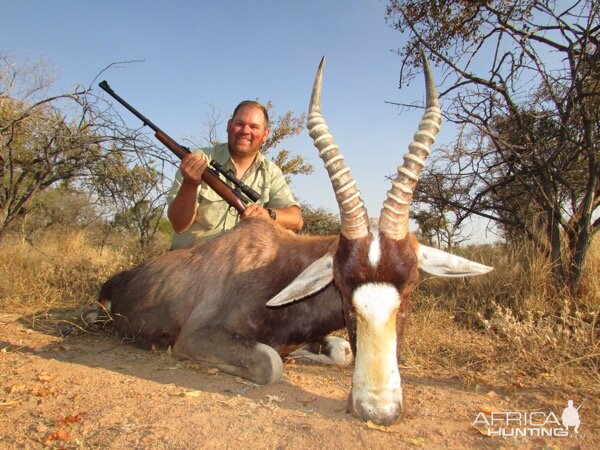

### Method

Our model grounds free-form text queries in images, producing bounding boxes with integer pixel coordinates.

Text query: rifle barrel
[99,81,163,135]
[98,80,247,213]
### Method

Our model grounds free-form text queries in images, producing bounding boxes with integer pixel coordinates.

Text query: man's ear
[261,126,270,144]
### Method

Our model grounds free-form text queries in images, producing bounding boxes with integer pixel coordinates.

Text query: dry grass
[407,236,599,392]
[0,227,139,314]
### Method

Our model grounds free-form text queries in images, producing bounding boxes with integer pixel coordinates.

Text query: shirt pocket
[257,183,269,205]
[196,186,228,230]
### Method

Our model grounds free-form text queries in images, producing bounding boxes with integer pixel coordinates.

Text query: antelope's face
[334,232,419,424]
[267,55,492,426]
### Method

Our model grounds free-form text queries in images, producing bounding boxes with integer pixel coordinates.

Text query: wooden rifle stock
[98,80,248,214]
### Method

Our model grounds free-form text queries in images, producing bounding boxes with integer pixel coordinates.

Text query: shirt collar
[216,142,267,173]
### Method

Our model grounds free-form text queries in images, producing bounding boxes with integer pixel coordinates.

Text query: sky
[2,1,493,242]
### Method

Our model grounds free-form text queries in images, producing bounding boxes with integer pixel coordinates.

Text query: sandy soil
[0,312,597,449]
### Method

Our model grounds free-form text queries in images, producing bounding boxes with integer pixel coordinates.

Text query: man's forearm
[272,206,303,231]
[168,182,200,233]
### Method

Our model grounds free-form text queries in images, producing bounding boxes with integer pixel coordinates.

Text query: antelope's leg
[173,325,283,384]
[289,335,353,367]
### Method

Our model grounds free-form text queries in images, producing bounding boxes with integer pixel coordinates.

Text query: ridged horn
[307,57,369,240]
[379,51,442,240]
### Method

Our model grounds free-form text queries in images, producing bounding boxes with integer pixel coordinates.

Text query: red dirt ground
[1,313,597,449]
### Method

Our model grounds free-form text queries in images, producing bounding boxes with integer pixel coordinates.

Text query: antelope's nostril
[347,392,404,426]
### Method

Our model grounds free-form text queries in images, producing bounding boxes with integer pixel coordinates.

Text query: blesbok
[97,55,492,425]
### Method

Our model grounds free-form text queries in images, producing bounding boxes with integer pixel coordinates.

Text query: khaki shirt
[167,143,299,249]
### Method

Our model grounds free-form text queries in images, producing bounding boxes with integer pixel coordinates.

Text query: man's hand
[180,153,208,186]
[168,153,208,233]
[241,204,271,220]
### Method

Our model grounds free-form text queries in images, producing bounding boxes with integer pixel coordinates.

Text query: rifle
[98,80,258,213]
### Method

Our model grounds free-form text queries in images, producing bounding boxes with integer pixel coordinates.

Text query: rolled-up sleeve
[166,170,184,206]
[265,163,299,209]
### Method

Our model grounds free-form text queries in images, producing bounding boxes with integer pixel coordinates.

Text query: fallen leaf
[480,405,501,414]
[44,428,71,442]
[402,437,426,447]
[234,377,258,387]
[0,400,21,407]
[56,413,84,425]
[266,395,284,403]
[10,383,27,393]
[181,390,202,397]
[366,420,400,433]
[471,426,497,438]
[37,372,55,383]
[31,386,53,397]
[295,396,316,406]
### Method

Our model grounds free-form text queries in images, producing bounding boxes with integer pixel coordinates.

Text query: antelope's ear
[267,254,334,306]
[416,244,493,277]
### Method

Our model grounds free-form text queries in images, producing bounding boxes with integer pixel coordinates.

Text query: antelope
[97,54,492,425]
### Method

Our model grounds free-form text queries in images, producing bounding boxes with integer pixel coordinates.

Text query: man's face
[226,105,270,157]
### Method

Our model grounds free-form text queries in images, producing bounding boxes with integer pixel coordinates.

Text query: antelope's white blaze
[368,235,381,268]
[351,283,403,424]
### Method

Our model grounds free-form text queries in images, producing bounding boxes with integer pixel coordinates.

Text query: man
[167,100,303,249]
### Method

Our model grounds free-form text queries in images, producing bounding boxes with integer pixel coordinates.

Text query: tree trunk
[566,221,592,297]
[546,210,566,289]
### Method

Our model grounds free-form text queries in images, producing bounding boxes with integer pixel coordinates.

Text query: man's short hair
[232,100,270,128]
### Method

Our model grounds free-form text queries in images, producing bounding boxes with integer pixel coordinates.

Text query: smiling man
[167,100,303,249]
